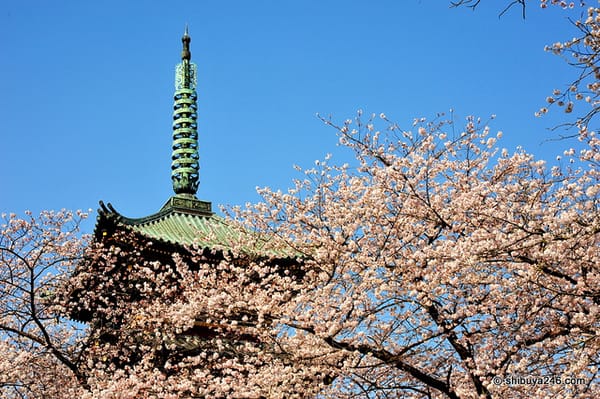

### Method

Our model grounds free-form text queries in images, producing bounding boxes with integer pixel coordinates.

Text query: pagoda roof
[95,195,237,250]
[127,212,231,248]
[95,195,293,258]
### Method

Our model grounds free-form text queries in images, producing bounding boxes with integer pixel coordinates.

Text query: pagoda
[67,28,281,333]
[63,30,327,395]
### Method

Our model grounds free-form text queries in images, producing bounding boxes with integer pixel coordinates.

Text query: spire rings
[171,85,199,194]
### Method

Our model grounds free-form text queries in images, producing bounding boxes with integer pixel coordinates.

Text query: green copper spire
[171,26,199,195]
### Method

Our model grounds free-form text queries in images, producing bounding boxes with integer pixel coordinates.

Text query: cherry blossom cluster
[536,1,600,136]
[539,0,583,9]
[0,210,91,398]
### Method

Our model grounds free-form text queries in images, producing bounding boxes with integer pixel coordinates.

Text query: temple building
[67,28,280,352]
[63,30,328,397]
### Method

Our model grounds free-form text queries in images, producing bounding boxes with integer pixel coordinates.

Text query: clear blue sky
[0,1,582,233]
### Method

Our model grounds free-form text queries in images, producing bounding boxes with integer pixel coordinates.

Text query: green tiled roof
[97,195,236,249]
[96,195,294,258]
[129,210,237,248]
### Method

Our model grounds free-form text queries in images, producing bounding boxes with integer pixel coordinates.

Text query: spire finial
[171,28,199,195]
[181,25,191,61]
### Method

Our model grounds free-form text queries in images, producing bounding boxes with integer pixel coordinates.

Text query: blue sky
[0,1,583,233]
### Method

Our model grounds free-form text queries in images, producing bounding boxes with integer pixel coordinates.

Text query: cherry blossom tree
[227,112,599,398]
[0,210,90,398]
[9,112,597,398]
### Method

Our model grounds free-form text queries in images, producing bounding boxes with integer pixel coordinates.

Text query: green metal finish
[131,213,234,248]
[96,199,293,257]
[172,28,199,195]
[159,194,212,215]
